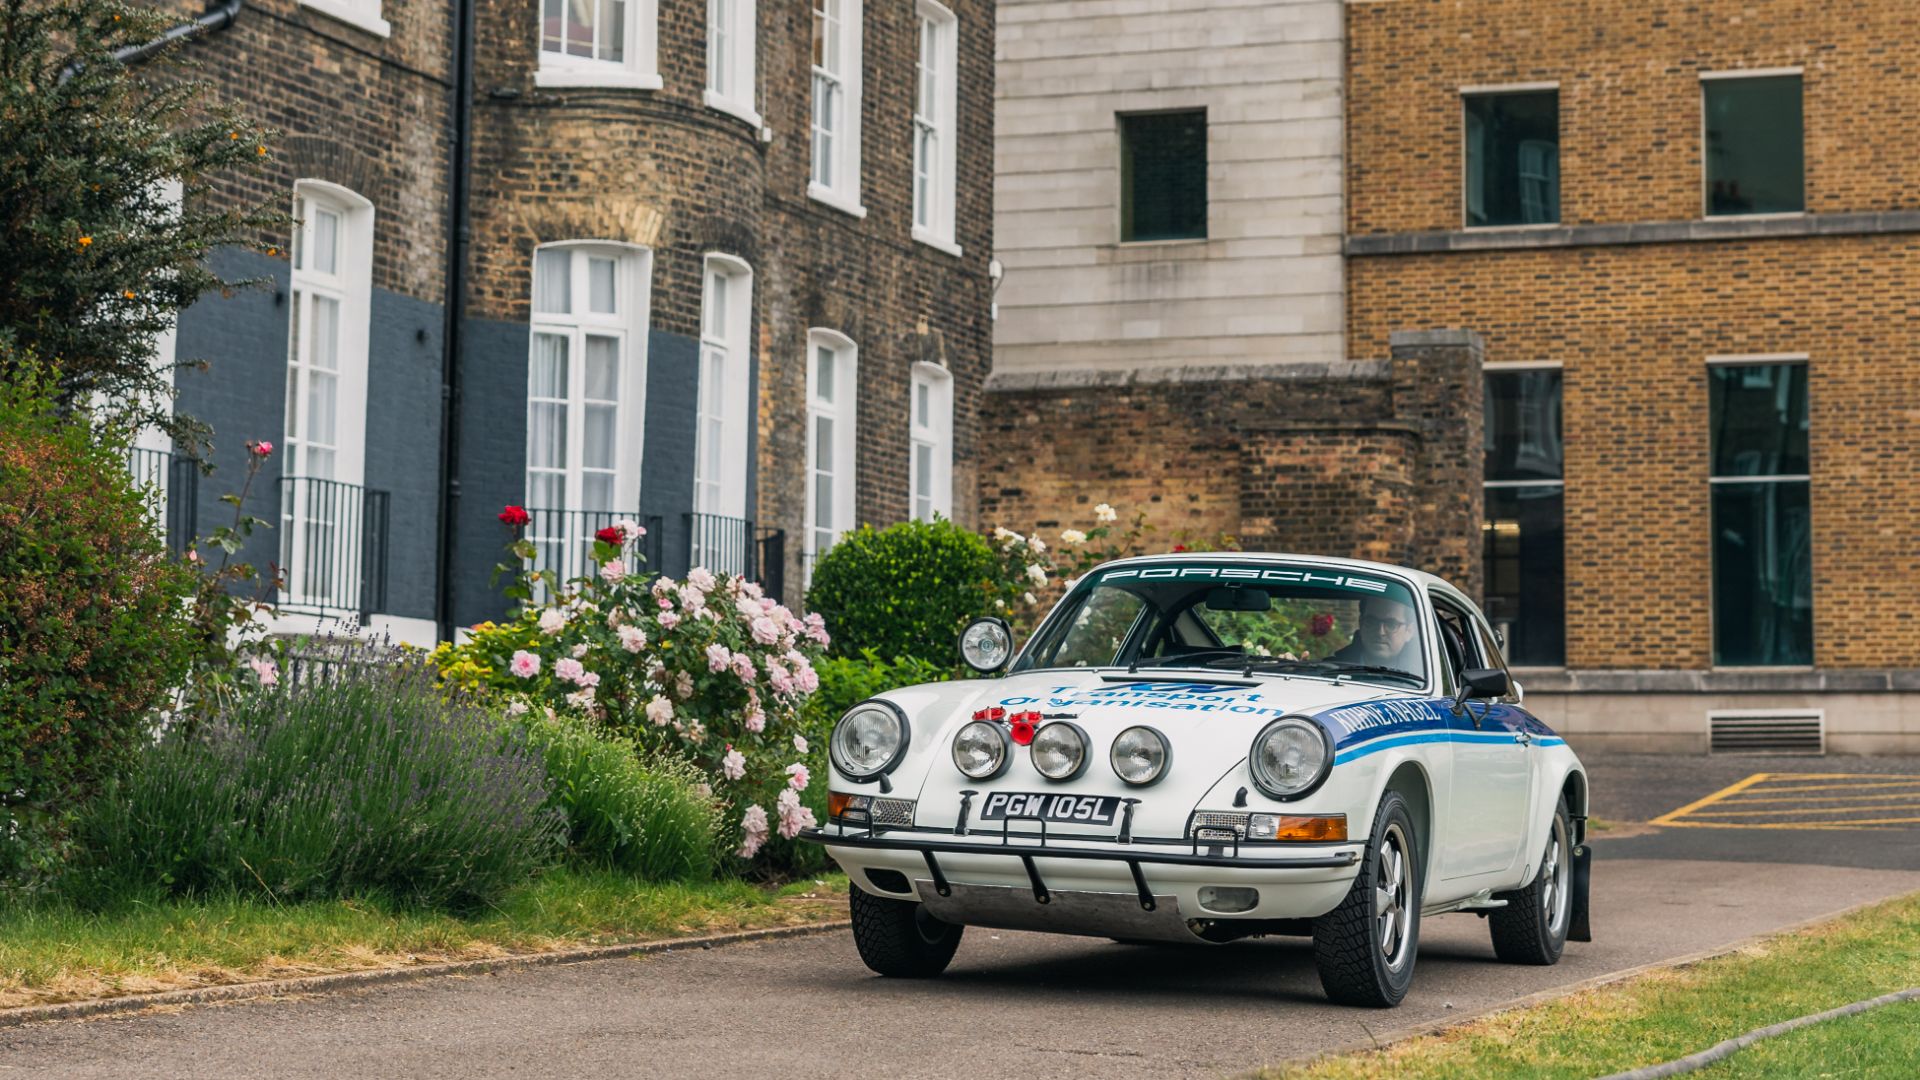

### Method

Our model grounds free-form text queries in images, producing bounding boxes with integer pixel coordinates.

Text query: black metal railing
[686,512,758,578]
[125,447,198,552]
[522,508,663,591]
[757,526,786,604]
[276,477,390,618]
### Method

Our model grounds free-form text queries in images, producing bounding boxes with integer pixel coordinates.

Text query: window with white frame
[705,0,759,125]
[298,0,390,38]
[909,363,952,521]
[693,255,754,572]
[526,243,652,582]
[283,182,374,610]
[804,330,858,578]
[912,2,958,251]
[809,0,864,215]
[538,0,660,89]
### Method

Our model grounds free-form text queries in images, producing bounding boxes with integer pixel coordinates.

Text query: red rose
[595,525,624,546]
[1310,613,1336,637]
[1170,543,1189,553]
[498,505,531,528]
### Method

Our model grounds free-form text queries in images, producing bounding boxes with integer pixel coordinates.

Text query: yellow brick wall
[1347,0,1920,234]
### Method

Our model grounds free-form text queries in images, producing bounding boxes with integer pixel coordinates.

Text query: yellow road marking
[1722,778,1920,795]
[1747,773,1900,779]
[1712,790,1920,806]
[1649,773,1770,826]
[1660,818,1918,831]
[1682,804,1920,818]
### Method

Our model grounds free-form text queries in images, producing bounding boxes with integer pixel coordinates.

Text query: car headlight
[1031,722,1090,781]
[951,720,1010,780]
[1110,726,1170,786]
[830,700,910,782]
[1249,717,1333,800]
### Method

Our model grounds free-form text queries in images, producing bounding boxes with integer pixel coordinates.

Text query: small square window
[1704,75,1804,216]
[1463,91,1559,227]
[1119,110,1207,243]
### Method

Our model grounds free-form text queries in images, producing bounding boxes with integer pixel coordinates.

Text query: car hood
[877,668,1412,838]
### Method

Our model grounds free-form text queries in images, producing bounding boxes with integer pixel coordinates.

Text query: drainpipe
[434,0,477,644]
[57,0,245,84]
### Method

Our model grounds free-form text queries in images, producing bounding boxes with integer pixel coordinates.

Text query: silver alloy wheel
[1542,814,1571,936]
[1374,822,1414,970]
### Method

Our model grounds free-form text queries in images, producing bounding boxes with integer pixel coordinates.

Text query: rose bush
[434,517,829,865]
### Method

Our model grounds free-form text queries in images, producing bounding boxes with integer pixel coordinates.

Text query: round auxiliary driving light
[952,720,1011,780]
[959,617,1014,673]
[1249,717,1333,800]
[830,700,910,782]
[1031,722,1090,781]
[1110,726,1171,787]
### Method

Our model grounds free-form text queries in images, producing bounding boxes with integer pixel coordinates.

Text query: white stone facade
[992,0,1346,377]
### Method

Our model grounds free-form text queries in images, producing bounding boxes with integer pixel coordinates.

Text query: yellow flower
[229,131,239,140]
[78,236,92,248]
[123,290,136,299]
[257,146,267,156]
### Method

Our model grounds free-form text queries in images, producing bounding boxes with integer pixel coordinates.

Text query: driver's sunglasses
[1359,614,1410,633]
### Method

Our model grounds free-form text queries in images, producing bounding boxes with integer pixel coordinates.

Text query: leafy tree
[0,0,281,446]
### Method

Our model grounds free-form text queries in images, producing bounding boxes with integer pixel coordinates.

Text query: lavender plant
[66,650,564,910]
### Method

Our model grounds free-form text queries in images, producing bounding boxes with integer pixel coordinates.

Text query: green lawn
[0,869,847,1011]
[1264,890,1920,1080]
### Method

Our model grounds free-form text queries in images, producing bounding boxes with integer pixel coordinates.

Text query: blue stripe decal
[1334,731,1566,765]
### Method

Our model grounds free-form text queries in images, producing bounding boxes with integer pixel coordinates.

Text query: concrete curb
[1245,888,1920,1077]
[0,919,852,1030]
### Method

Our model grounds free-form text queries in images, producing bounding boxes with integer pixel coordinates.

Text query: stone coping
[1346,211,1920,256]
[1515,668,1920,694]
[984,360,1390,393]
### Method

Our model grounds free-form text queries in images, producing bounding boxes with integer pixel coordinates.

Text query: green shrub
[0,374,195,886]
[763,652,952,875]
[804,519,1001,667]
[519,712,719,882]
[64,656,564,910]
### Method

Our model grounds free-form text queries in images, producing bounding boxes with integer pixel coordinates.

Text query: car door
[1435,596,1532,881]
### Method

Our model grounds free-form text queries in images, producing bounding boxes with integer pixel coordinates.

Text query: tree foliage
[0,0,281,445]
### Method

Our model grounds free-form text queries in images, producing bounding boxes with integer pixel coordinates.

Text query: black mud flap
[1568,844,1593,942]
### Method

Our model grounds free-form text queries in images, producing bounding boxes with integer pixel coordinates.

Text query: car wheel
[848,882,963,978]
[1311,791,1421,1007]
[1489,796,1572,965]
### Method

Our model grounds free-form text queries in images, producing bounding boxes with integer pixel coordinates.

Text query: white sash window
[912,2,959,252]
[809,0,864,216]
[909,363,952,521]
[705,0,760,126]
[538,0,660,89]
[804,330,858,579]
[693,255,754,571]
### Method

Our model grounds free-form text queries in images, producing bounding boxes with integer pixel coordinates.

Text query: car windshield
[1012,562,1430,689]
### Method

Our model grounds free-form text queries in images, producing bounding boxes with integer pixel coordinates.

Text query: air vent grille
[1709,712,1825,755]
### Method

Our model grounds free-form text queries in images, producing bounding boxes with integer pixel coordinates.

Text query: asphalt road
[10,754,1920,1079]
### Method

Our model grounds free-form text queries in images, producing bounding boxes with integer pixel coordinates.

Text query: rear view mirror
[1203,586,1271,612]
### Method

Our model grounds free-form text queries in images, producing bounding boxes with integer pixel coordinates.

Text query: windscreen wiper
[1299,661,1426,686]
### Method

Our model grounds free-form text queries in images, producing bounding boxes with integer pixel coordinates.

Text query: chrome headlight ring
[951,720,1012,780]
[830,699,911,783]
[1109,725,1172,787]
[1248,716,1335,801]
[1031,721,1091,782]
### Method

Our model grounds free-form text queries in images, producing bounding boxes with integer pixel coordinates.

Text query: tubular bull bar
[799,802,1360,914]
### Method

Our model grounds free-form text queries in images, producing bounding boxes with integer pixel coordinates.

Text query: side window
[1470,616,1520,703]
[1430,596,1473,691]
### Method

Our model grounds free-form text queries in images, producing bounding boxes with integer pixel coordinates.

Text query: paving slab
[7,856,1919,1080]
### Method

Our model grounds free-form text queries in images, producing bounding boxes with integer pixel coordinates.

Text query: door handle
[1514,731,1534,746]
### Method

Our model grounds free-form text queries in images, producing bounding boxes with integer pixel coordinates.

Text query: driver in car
[1330,595,1422,675]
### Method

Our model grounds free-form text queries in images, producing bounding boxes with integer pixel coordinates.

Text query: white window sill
[808,183,868,220]
[298,0,390,38]
[536,66,664,91]
[911,226,963,257]
[703,90,765,131]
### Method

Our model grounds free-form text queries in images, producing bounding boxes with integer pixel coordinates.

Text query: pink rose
[745,709,766,733]
[554,657,585,685]
[721,746,747,781]
[618,625,647,653]
[803,612,830,646]
[707,643,733,673]
[645,695,673,726]
[792,733,809,753]
[600,559,626,584]
[785,762,810,792]
[509,650,541,678]
[737,804,770,858]
[795,664,819,694]
[775,788,816,839]
[687,567,716,592]
[766,661,795,696]
[751,616,779,645]
[659,611,680,630]
[247,655,278,687]
[730,653,756,682]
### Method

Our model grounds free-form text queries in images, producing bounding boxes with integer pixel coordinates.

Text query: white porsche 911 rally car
[800,553,1591,1007]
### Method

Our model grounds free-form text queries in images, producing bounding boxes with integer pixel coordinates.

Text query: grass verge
[1262,890,1920,1080]
[0,869,848,1011]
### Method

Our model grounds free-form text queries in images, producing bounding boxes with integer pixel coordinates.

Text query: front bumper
[799,818,1364,928]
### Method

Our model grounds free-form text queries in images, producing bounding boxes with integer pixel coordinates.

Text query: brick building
[1346,0,1920,751]
[152,0,994,642]
[987,0,1918,750]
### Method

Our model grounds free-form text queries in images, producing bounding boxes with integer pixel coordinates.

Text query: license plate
[978,792,1121,826]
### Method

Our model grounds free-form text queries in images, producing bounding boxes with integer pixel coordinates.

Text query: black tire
[1312,791,1422,1007]
[848,882,963,978]
[1489,796,1572,965]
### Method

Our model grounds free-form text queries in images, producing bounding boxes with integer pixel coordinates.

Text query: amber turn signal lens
[827,791,853,819]
[1259,814,1351,841]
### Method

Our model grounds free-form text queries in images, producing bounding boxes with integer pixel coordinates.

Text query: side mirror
[959,617,1014,674]
[1462,667,1512,700]
[1511,678,1525,706]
